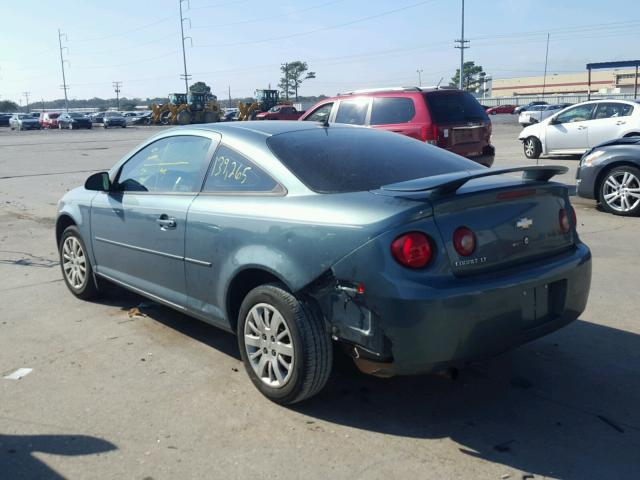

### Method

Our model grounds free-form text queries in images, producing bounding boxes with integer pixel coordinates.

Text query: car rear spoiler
[380,166,568,196]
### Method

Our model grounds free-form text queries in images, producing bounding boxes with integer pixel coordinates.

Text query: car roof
[187,120,344,137]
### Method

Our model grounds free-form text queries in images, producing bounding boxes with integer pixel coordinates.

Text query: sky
[1,0,639,104]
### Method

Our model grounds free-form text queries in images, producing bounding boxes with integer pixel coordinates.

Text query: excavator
[151,91,220,125]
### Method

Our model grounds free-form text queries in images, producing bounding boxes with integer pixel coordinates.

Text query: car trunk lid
[379,166,576,276]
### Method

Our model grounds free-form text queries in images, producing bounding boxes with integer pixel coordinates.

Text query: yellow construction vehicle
[151,92,220,125]
[237,89,283,120]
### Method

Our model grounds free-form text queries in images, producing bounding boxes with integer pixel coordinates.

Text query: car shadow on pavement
[95,284,241,360]
[0,434,116,480]
[295,320,640,480]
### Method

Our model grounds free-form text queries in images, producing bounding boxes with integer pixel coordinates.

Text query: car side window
[304,103,333,122]
[203,145,279,193]
[335,99,369,125]
[594,103,634,119]
[116,135,212,193]
[370,97,416,125]
[555,104,595,124]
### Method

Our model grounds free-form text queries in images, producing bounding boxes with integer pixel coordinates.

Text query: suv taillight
[559,208,572,233]
[453,227,476,256]
[391,232,433,268]
[421,125,439,145]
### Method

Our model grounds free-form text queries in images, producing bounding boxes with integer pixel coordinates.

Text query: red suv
[39,112,61,129]
[299,87,494,166]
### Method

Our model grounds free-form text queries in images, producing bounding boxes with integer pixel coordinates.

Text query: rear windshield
[48,113,60,118]
[267,127,480,194]
[424,91,488,123]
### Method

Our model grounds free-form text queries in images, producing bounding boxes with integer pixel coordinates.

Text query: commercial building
[492,68,640,97]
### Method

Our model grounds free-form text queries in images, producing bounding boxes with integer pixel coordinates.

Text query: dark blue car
[56,122,592,404]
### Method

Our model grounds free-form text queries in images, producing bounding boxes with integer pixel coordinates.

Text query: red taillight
[391,232,433,268]
[421,124,439,144]
[559,208,571,233]
[453,227,476,256]
[570,206,577,227]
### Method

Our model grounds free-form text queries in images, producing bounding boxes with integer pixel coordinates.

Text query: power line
[194,0,439,48]
[190,0,249,10]
[192,0,345,29]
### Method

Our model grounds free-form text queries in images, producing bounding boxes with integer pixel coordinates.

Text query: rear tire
[523,136,542,159]
[237,284,332,404]
[59,226,100,300]
[598,165,640,216]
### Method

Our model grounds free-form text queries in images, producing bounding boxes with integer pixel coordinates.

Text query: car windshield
[267,127,481,194]
[48,113,60,118]
[424,91,488,123]
[268,107,281,112]
[18,114,31,119]
[105,112,121,117]
[69,113,83,118]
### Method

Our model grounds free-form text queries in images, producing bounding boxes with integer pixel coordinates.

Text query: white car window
[555,104,595,124]
[593,103,634,119]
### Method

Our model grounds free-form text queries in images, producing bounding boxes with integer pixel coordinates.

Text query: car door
[184,144,284,328]
[587,102,634,147]
[545,104,596,153]
[90,133,219,307]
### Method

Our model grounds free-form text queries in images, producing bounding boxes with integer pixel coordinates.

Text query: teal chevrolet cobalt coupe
[56,121,591,404]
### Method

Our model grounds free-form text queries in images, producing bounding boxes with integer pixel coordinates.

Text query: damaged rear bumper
[319,242,591,376]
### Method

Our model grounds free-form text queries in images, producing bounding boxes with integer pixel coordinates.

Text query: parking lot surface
[1,119,639,479]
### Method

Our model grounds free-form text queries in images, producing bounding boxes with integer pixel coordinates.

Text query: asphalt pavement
[1,119,639,480]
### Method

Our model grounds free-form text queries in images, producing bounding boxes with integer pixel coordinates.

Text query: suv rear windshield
[424,91,488,123]
[267,127,480,194]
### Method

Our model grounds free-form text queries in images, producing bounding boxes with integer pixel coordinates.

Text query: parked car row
[518,103,573,126]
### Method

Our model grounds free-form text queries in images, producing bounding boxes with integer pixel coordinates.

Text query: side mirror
[549,116,559,125]
[85,172,111,191]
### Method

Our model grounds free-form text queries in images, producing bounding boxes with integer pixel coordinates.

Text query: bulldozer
[151,92,220,125]
[237,89,283,120]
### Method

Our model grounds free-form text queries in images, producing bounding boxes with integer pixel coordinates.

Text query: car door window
[370,97,416,125]
[593,103,634,119]
[555,104,595,124]
[203,145,279,193]
[116,135,212,193]
[335,99,369,125]
[304,103,333,122]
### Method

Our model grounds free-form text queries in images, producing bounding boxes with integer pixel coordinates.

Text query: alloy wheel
[244,303,295,388]
[524,139,535,157]
[62,236,87,289]
[603,170,640,212]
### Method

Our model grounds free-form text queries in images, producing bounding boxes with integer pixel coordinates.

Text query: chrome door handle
[157,215,176,229]
[616,121,626,125]
[577,126,587,130]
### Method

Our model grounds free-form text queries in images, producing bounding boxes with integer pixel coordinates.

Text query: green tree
[189,81,212,94]
[279,61,316,101]
[450,61,488,93]
[0,100,19,111]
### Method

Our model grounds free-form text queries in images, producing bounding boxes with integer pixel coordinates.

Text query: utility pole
[42,98,45,112]
[454,0,469,90]
[541,33,550,98]
[416,69,423,87]
[179,0,192,95]
[112,81,122,110]
[22,92,30,112]
[58,29,70,112]
[228,85,232,108]
[281,63,289,101]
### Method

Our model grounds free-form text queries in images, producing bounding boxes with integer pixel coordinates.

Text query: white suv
[519,100,640,159]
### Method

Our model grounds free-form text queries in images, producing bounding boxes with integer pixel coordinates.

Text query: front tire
[599,166,640,216]
[523,136,542,159]
[237,284,332,404]
[59,226,100,300]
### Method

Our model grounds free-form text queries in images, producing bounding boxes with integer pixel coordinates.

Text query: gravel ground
[0,120,639,480]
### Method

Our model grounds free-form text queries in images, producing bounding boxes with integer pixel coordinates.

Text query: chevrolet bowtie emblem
[516,217,533,230]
